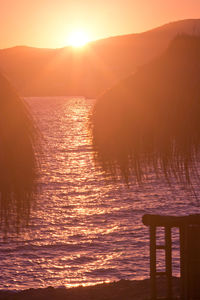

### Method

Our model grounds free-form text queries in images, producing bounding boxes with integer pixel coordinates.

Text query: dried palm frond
[0,74,39,234]
[91,35,200,186]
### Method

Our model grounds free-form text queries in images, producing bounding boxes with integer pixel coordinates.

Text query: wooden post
[179,225,188,300]
[150,225,157,300]
[165,226,172,300]
[188,225,200,300]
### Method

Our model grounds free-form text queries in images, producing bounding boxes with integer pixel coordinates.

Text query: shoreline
[0,277,180,300]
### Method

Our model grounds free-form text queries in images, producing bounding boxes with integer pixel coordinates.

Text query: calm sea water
[0,96,200,290]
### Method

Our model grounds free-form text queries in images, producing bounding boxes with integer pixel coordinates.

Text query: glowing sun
[68,30,90,47]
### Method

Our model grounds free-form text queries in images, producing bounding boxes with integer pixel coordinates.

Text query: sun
[68,30,90,48]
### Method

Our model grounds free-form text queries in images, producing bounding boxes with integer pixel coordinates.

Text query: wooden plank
[156,245,166,250]
[155,271,166,276]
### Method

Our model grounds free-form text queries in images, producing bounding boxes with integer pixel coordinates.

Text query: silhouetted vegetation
[92,35,200,185]
[0,73,39,234]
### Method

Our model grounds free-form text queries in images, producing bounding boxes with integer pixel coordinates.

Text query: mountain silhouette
[0,19,200,97]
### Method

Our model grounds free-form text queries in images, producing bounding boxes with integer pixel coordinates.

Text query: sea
[0,96,200,290]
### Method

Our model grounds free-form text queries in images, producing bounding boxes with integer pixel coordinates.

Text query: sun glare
[68,30,90,48]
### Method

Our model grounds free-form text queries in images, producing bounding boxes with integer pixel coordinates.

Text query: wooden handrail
[142,214,200,227]
[143,213,200,300]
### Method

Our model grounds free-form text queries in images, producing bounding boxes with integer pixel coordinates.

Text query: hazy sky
[1,0,200,48]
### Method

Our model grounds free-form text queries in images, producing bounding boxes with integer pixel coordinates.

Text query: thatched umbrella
[0,73,38,234]
[92,35,200,186]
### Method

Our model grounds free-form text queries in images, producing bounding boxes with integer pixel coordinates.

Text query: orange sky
[1,0,200,49]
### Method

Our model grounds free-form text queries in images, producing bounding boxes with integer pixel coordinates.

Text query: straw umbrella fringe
[0,73,39,234]
[91,35,200,185]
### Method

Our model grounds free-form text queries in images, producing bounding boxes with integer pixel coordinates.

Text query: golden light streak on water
[0,97,199,290]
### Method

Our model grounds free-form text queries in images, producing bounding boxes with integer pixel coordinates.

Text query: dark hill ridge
[0,19,200,97]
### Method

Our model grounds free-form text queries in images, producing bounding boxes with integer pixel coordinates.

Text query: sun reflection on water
[0,96,199,290]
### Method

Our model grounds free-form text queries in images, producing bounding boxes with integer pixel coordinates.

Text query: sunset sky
[1,0,200,49]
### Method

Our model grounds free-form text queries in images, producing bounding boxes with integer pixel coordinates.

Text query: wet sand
[0,277,180,300]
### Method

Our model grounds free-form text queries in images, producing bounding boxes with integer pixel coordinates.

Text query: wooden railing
[142,214,200,300]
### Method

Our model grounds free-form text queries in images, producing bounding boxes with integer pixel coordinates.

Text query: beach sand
[0,277,180,300]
